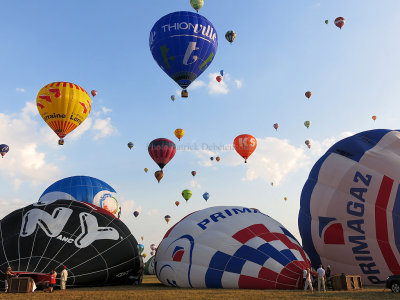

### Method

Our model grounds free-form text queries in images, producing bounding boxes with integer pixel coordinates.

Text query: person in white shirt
[60,266,68,292]
[304,268,313,293]
[302,269,307,289]
[317,264,326,292]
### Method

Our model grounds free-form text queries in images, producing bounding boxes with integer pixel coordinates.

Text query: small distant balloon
[270,182,274,186]
[334,17,345,29]
[155,170,164,183]
[325,20,329,24]
[128,142,134,149]
[138,244,144,253]
[284,197,288,201]
[174,129,185,141]
[203,192,210,201]
[150,251,155,256]
[142,253,147,258]
[273,123,279,131]
[164,215,171,223]
[190,0,204,12]
[0,144,9,158]
[133,211,139,218]
[182,189,192,202]
[304,121,311,129]
[305,91,312,99]
[171,95,176,101]
[216,76,222,83]
[141,236,144,241]
[372,115,377,121]
[225,30,237,44]
[91,90,97,97]
[191,171,197,177]
[144,168,148,173]
[216,156,220,162]
[220,70,224,76]
[210,157,214,161]
[233,134,257,163]
[150,244,156,250]
[175,201,180,207]
[305,140,310,146]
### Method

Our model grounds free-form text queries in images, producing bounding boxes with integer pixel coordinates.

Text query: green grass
[0,276,396,300]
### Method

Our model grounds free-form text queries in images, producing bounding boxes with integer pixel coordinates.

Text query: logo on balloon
[318,217,345,245]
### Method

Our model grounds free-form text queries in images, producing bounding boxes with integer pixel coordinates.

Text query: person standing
[326,265,332,289]
[60,266,68,292]
[5,267,15,293]
[49,270,57,293]
[304,268,313,293]
[317,264,326,292]
[302,268,307,289]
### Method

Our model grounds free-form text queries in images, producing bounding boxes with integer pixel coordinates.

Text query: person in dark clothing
[326,265,332,289]
[5,267,15,293]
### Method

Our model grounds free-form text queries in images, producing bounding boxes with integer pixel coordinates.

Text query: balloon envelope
[39,176,121,218]
[299,129,400,285]
[175,129,185,141]
[305,91,312,99]
[182,189,193,201]
[144,256,156,275]
[155,206,310,288]
[171,95,176,101]
[91,90,97,97]
[148,138,176,169]
[155,170,164,183]
[216,76,222,82]
[0,200,142,288]
[165,215,171,223]
[190,0,204,12]
[225,30,236,43]
[216,156,220,162]
[233,134,257,163]
[304,121,311,128]
[334,17,345,29]
[149,11,218,90]
[273,123,279,130]
[191,171,197,177]
[128,142,134,149]
[0,144,9,157]
[175,201,180,206]
[202,192,210,201]
[134,211,139,218]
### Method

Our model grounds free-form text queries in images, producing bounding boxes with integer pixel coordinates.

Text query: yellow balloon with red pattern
[36,82,92,143]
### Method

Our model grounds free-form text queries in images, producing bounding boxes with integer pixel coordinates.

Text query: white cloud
[101,106,112,114]
[208,72,229,95]
[146,208,160,217]
[16,88,25,93]
[92,117,118,140]
[234,80,243,88]
[69,117,93,140]
[0,102,61,188]
[188,80,206,90]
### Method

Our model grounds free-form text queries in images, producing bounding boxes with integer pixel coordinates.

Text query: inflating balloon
[273,123,279,131]
[144,256,156,275]
[144,168,149,173]
[155,206,310,288]
[155,170,164,183]
[225,30,236,44]
[190,0,204,12]
[372,115,377,121]
[304,121,311,129]
[171,95,176,101]
[91,90,97,97]
[216,76,222,82]
[175,201,180,207]
[175,129,185,141]
[0,144,9,158]
[164,215,171,223]
[233,134,257,163]
[0,200,143,288]
[150,11,218,97]
[216,156,220,162]
[134,211,139,218]
[182,189,193,202]
[39,176,121,218]
[305,91,312,99]
[191,171,197,177]
[148,138,176,170]
[36,82,92,145]
[299,129,400,285]
[128,142,134,149]
[202,192,210,201]
[334,17,345,29]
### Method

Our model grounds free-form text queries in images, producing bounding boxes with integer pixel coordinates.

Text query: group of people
[4,266,68,293]
[303,265,331,293]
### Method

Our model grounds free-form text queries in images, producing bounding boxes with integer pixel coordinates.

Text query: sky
[1,0,400,257]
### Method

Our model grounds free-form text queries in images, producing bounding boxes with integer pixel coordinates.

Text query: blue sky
[1,0,400,256]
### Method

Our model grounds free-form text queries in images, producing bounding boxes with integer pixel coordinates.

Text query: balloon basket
[181,90,188,98]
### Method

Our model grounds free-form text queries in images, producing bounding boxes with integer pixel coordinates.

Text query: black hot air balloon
[0,200,143,289]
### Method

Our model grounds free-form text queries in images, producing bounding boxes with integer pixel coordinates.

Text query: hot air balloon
[155,206,311,288]
[175,201,180,207]
[325,20,329,24]
[164,215,171,223]
[143,253,147,258]
[144,255,156,275]
[150,251,155,256]
[0,200,143,288]
[220,70,224,76]
[305,91,312,99]
[134,211,139,218]
[216,156,220,162]
[155,170,164,183]
[190,0,204,12]
[273,123,279,131]
[304,121,311,129]
[171,95,176,101]
[138,244,144,254]
[128,142,134,149]
[0,144,9,158]
[202,192,210,201]
[334,17,345,29]
[182,189,192,202]
[150,244,157,250]
[141,236,144,241]
[210,157,214,161]
[225,30,236,44]
[284,197,288,201]
[148,138,176,170]
[174,129,185,141]
[39,176,121,218]
[216,76,222,82]
[270,182,274,186]
[144,168,149,173]
[91,90,97,97]
[233,134,257,163]
[191,171,197,177]
[298,129,400,286]
[36,82,92,145]
[150,11,218,98]
[372,115,377,121]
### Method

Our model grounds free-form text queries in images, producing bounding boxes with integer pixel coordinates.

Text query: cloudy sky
[1,0,400,255]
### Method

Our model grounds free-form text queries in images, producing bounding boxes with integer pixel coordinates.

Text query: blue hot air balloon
[149,11,218,96]
[220,70,224,76]
[0,144,9,158]
[138,244,145,254]
[39,176,121,218]
[202,192,210,201]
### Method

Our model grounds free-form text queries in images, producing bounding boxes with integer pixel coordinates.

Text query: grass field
[0,276,396,300]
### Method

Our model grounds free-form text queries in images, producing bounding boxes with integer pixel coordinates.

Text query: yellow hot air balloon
[36,82,92,144]
[174,128,185,141]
